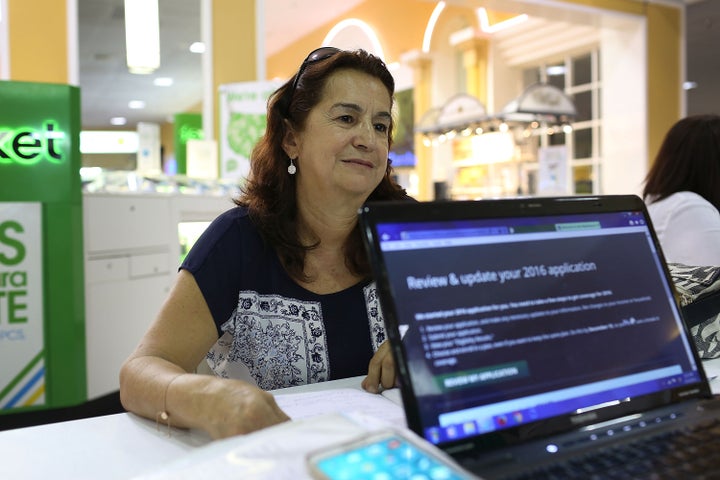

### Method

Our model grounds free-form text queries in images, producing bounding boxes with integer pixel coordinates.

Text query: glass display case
[79,168,241,198]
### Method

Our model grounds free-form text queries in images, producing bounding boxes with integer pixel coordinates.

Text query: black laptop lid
[359,195,711,452]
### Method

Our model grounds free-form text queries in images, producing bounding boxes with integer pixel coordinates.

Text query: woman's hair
[643,114,720,212]
[238,48,408,281]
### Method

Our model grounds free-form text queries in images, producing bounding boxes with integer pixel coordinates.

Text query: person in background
[119,48,411,439]
[643,114,720,266]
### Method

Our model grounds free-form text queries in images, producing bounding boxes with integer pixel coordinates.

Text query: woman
[643,114,720,266]
[119,48,410,439]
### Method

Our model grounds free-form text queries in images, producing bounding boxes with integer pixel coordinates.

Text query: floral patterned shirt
[180,206,386,390]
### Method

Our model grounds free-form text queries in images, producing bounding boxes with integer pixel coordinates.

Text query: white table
[0,376,369,480]
[2,361,720,480]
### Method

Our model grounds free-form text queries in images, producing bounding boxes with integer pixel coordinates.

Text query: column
[206,0,258,142]
[451,32,489,104]
[401,50,433,201]
[5,0,73,83]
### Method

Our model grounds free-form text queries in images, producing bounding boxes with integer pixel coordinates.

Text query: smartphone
[306,429,477,480]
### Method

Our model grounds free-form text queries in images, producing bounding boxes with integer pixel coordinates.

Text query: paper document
[703,357,720,394]
[381,387,402,405]
[274,387,406,426]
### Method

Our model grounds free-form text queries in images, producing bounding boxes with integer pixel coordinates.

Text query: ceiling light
[110,117,127,126]
[128,100,146,109]
[153,77,174,87]
[189,42,205,54]
[124,0,160,74]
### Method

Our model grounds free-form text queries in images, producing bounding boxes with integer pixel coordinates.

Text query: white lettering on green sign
[0,220,25,265]
[179,124,203,143]
[0,220,28,324]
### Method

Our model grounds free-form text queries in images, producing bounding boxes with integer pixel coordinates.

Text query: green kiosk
[0,81,86,414]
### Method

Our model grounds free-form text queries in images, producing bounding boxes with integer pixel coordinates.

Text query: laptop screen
[361,197,704,447]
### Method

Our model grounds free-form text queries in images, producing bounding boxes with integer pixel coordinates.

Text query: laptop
[358,195,720,479]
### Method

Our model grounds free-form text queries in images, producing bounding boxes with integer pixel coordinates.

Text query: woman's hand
[361,340,396,393]
[121,356,290,440]
[191,377,292,439]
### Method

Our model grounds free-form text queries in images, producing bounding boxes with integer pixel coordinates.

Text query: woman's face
[285,68,392,204]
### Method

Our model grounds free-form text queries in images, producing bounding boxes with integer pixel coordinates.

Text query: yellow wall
[267,0,436,79]
[559,0,645,14]
[7,0,68,83]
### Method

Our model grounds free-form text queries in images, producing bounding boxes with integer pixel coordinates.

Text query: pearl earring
[288,158,297,175]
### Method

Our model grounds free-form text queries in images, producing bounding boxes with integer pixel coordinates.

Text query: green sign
[0,81,85,413]
[173,112,203,175]
[219,81,281,181]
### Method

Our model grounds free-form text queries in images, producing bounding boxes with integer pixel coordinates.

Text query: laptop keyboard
[501,417,720,480]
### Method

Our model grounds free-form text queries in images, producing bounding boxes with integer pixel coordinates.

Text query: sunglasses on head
[287,46,342,107]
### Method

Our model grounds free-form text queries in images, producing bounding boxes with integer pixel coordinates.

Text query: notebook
[358,195,720,479]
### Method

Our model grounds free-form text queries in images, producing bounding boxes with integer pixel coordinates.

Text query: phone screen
[310,433,473,480]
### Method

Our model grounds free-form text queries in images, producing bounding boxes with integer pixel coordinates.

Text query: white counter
[0,376,383,480]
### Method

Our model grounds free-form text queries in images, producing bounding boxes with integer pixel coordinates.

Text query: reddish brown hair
[238,49,408,281]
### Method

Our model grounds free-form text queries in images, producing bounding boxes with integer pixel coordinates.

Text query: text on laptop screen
[374,210,701,445]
